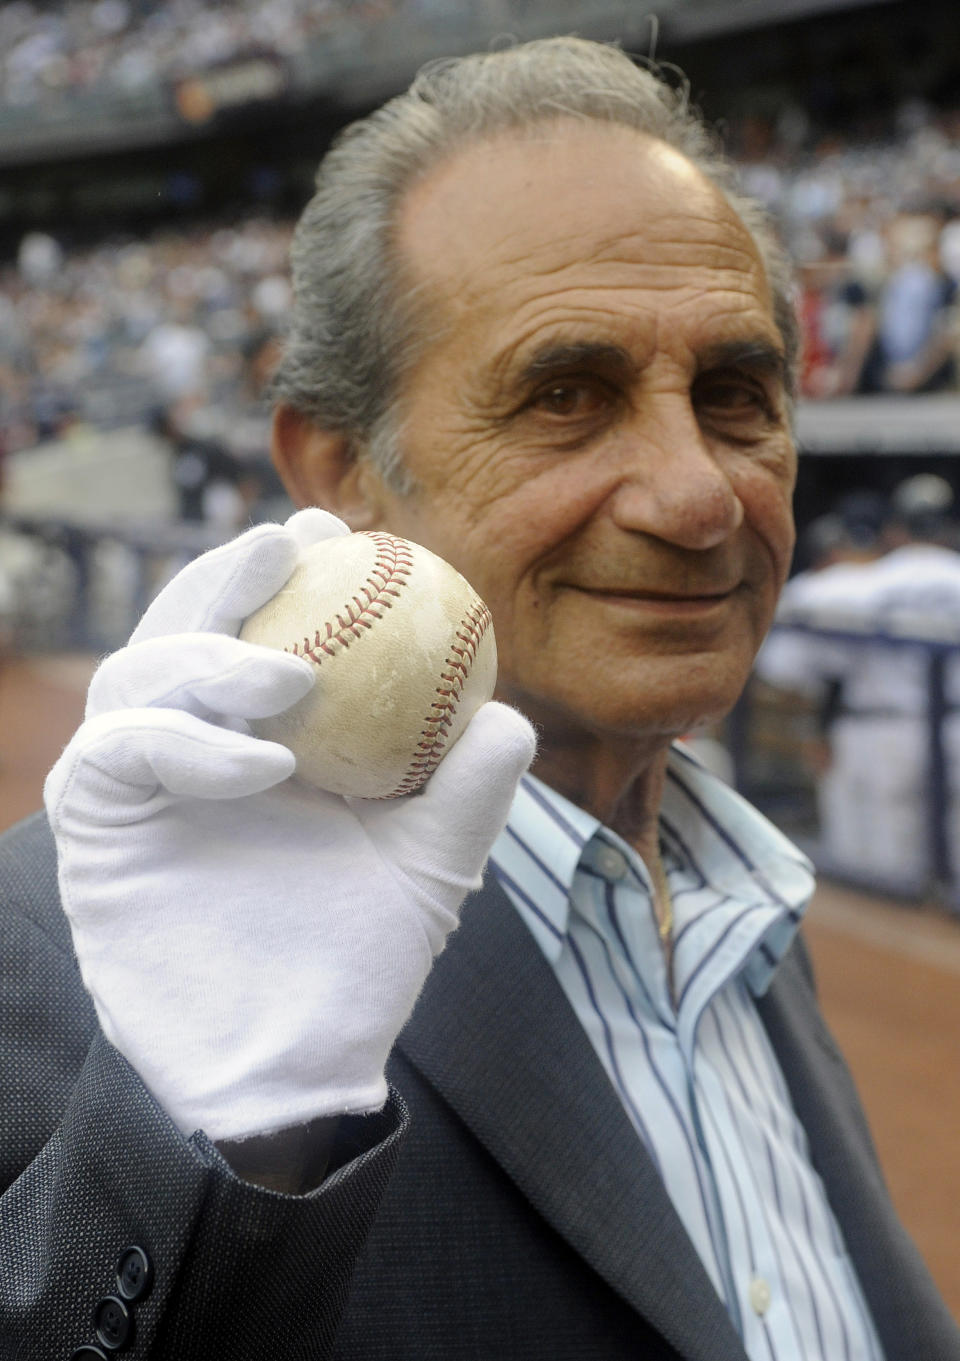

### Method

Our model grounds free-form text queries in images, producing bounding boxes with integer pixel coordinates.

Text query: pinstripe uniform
[759,544,960,889]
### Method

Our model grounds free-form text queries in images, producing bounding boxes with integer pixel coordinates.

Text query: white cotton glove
[44,509,535,1141]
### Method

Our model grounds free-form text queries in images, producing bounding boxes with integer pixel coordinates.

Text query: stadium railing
[0,511,228,652]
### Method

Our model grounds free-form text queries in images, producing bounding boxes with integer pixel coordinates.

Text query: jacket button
[116,1245,152,1302]
[70,1349,109,1360]
[93,1295,132,1351]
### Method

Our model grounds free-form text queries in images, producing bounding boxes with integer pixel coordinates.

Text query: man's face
[360,122,797,743]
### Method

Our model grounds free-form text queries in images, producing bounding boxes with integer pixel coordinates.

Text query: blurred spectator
[863,211,958,394]
[139,299,211,407]
[161,326,288,530]
[16,232,63,287]
[797,229,875,398]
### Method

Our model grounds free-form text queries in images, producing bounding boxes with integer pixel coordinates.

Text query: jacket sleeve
[0,814,406,1361]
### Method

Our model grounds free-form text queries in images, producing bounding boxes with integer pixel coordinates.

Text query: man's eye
[531,379,612,418]
[694,373,771,417]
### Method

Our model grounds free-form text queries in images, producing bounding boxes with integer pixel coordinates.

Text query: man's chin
[500,677,745,748]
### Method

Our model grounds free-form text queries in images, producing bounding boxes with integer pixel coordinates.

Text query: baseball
[240,530,498,798]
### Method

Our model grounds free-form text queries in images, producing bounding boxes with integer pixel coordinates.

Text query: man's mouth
[558,577,746,620]
[566,584,740,608]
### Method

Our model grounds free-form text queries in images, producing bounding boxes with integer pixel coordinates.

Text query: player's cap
[890,473,955,539]
[891,473,954,518]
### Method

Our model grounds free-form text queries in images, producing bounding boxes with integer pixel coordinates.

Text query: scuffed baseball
[240,531,497,798]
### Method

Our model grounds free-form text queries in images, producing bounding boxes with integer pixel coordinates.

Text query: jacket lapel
[758,941,960,1359]
[398,875,747,1361]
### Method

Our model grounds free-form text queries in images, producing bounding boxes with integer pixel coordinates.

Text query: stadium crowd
[0,216,294,520]
[4,43,960,519]
[735,102,960,399]
[5,110,958,462]
[0,0,404,107]
[0,0,546,109]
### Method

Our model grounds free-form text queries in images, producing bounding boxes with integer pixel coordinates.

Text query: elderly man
[2,37,958,1361]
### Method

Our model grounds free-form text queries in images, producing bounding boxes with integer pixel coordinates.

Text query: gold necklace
[651,853,677,1006]
[651,854,673,945]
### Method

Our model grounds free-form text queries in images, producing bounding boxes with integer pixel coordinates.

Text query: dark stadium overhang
[659,0,900,43]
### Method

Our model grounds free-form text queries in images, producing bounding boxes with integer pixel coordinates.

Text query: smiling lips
[569,584,741,611]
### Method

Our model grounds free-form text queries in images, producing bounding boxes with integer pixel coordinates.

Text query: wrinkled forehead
[393,119,773,324]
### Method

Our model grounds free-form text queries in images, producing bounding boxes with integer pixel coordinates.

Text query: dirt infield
[805,889,960,1316]
[3,652,958,1320]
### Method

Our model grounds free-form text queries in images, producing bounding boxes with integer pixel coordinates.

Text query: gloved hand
[44,509,535,1142]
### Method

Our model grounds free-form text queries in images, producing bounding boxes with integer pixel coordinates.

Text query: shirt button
[749,1275,772,1317]
[595,845,628,882]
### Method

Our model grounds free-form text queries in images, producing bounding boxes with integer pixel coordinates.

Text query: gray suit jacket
[0,812,957,1359]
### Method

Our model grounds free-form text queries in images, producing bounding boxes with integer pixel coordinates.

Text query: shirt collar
[488,773,599,962]
[663,744,814,912]
[490,744,814,986]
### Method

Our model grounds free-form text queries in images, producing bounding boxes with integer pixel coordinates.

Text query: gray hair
[273,36,798,490]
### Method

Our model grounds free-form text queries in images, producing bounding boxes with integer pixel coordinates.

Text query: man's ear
[271,404,384,530]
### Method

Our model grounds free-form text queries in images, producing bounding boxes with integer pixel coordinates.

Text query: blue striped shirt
[489,744,884,1361]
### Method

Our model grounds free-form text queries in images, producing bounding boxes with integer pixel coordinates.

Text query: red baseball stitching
[282,532,491,799]
[386,597,493,799]
[285,532,414,663]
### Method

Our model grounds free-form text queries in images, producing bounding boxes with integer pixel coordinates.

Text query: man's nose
[607,397,744,550]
